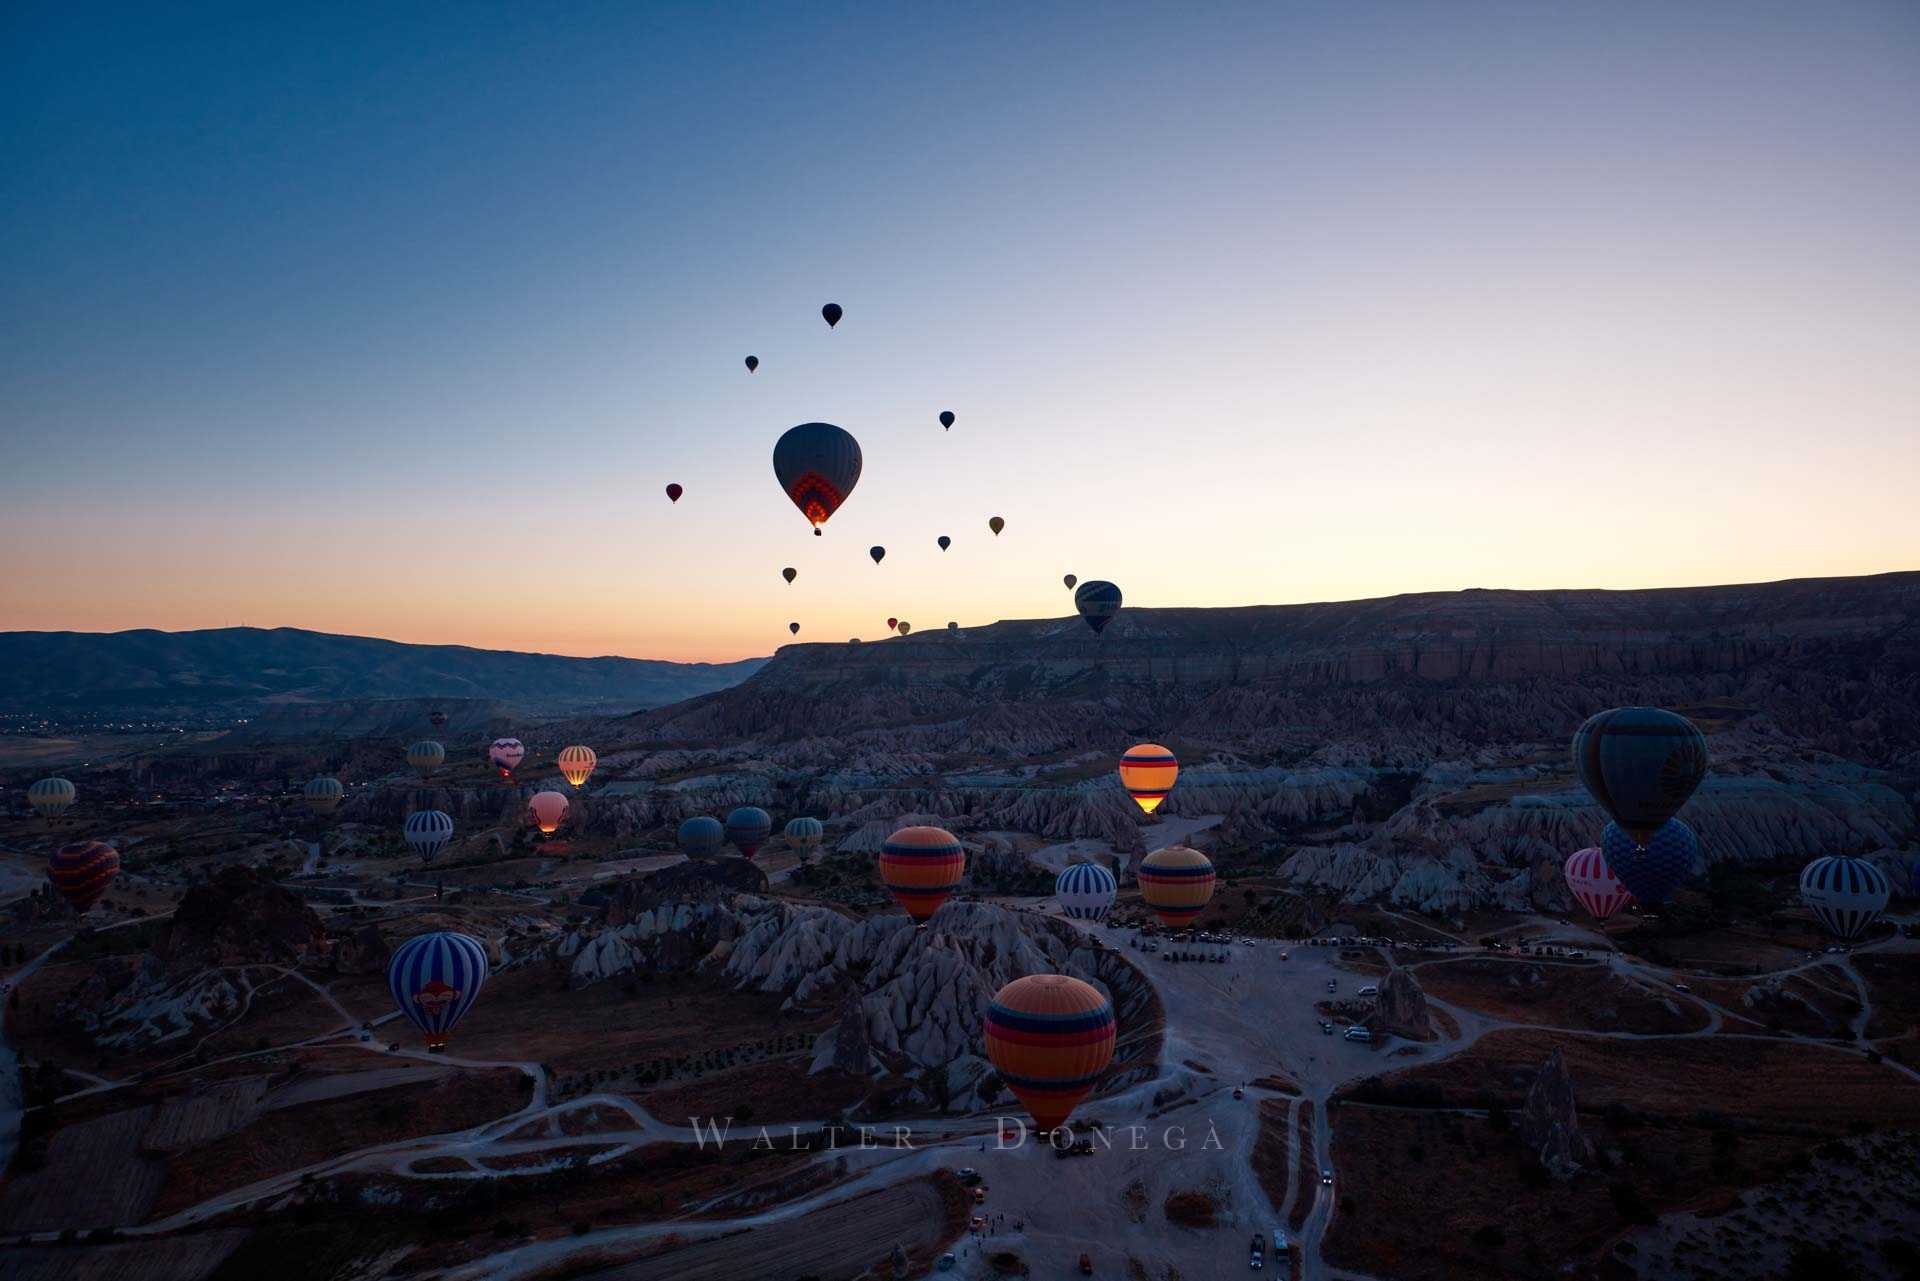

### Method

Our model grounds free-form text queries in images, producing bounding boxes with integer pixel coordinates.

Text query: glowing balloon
[527,791,570,835]
[49,840,119,914]
[1138,845,1215,927]
[1074,580,1122,634]
[1800,856,1890,940]
[745,355,759,372]
[937,535,950,551]
[1055,862,1117,921]
[984,974,1116,1134]
[489,738,526,778]
[939,410,955,430]
[28,777,75,821]
[1563,846,1631,921]
[678,815,724,858]
[1572,708,1708,846]
[557,745,597,788]
[405,810,455,861]
[989,516,1005,536]
[407,740,445,780]
[822,302,842,328]
[1600,819,1699,907]
[870,545,886,565]
[725,805,773,859]
[773,422,863,535]
[783,566,797,584]
[303,777,344,816]
[1117,744,1178,815]
[666,483,683,503]
[879,825,966,924]
[387,931,489,1052]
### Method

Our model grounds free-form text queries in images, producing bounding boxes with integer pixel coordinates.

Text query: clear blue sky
[4,2,1917,659]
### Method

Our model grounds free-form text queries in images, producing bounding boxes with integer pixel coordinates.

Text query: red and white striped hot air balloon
[1564,846,1632,922]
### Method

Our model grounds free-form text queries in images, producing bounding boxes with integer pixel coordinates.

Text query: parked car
[957,1167,981,1185]
[1321,1168,1334,1186]
[1233,1087,1245,1100]
[1673,982,1692,993]
[1319,1020,1335,1035]
[1249,1232,1264,1270]
[1343,1026,1374,1042]
[1326,979,1337,993]
[1358,984,1379,996]
[1272,1228,1290,1253]
[937,1253,956,1271]
[973,1187,987,1203]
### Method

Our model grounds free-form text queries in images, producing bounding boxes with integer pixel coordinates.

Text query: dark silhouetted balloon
[678,815,724,858]
[789,622,800,635]
[665,483,683,503]
[1063,574,1077,590]
[783,567,797,584]
[49,840,119,914]
[948,621,958,631]
[773,422,862,535]
[725,806,773,859]
[745,355,759,372]
[939,411,954,430]
[870,545,885,564]
[989,516,1004,536]
[1074,580,1122,634]
[937,535,950,551]
[1572,708,1708,846]
[428,708,448,728]
[887,617,898,631]
[1600,819,1698,906]
[822,303,842,328]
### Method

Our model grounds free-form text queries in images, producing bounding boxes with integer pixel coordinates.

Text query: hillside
[0,627,766,721]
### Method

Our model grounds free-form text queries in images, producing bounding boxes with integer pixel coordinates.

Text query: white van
[1272,1228,1290,1253]
[1358,984,1379,996]
[1342,1025,1374,1042]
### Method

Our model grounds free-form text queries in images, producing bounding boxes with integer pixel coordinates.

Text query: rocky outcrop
[157,868,322,971]
[1521,1050,1594,1180]
[1365,969,1435,1042]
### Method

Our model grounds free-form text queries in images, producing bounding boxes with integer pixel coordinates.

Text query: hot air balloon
[783,567,797,584]
[821,302,842,328]
[388,931,489,1052]
[1063,574,1076,590]
[429,708,449,728]
[303,777,344,816]
[489,738,526,778]
[666,483,683,503]
[887,617,898,631]
[1600,819,1699,907]
[1055,862,1118,921]
[407,741,445,780]
[989,516,1004,536]
[28,777,75,821]
[1138,845,1215,927]
[1572,708,1708,846]
[939,411,954,430]
[745,355,759,372]
[1074,580,1122,634]
[1117,744,1178,815]
[785,816,824,858]
[527,791,570,835]
[1563,846,1631,922]
[937,535,950,551]
[984,974,1116,1135]
[1799,856,1891,941]
[948,621,958,631]
[48,840,119,914]
[773,422,862,536]
[725,805,772,859]
[405,810,455,861]
[896,621,912,636]
[878,825,966,925]
[678,815,724,858]
[557,745,597,788]
[789,622,801,635]
[870,546,886,565]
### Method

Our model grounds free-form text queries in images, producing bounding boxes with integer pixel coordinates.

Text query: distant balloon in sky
[388,931,488,1052]
[1063,574,1077,590]
[948,621,958,631]
[989,516,1005,536]
[773,422,862,536]
[870,546,886,565]
[879,825,967,925]
[783,566,797,584]
[678,815,724,858]
[789,622,800,635]
[887,617,898,631]
[405,810,455,861]
[939,411,955,430]
[725,805,773,859]
[1563,846,1631,922]
[984,973,1115,1135]
[527,791,570,835]
[821,302,842,328]
[1138,845,1215,927]
[407,740,445,780]
[488,738,526,779]
[1799,856,1890,940]
[1118,743,1178,815]
[557,745,597,788]
[937,535,950,551]
[49,840,119,915]
[745,355,759,372]
[303,776,344,816]
[29,777,75,820]
[1074,580,1122,634]
[1600,819,1698,907]
[665,483,683,504]
[896,621,912,636]
[1572,707,1707,846]
[429,708,448,729]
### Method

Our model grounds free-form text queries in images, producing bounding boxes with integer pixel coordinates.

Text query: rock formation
[157,867,322,970]
[1521,1049,1594,1179]
[1365,969,1436,1042]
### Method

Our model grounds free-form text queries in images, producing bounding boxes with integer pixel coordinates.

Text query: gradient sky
[4,2,1918,661]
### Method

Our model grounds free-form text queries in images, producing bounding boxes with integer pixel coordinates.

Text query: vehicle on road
[1249,1232,1264,1269]
[1321,1168,1334,1185]
[957,1167,980,1184]
[971,1215,985,1232]
[1358,984,1379,996]
[938,1253,956,1271]
[1343,1025,1374,1042]
[1326,979,1337,993]
[1273,1228,1290,1252]
[1319,1020,1334,1035]
[973,1186,987,1202]
[1080,1253,1093,1276]
[1673,982,1692,992]
[1233,1087,1245,1100]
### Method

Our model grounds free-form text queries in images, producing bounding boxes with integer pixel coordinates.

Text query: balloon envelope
[557,745,597,788]
[879,825,966,923]
[666,483,683,503]
[407,740,446,779]
[489,738,526,777]
[784,816,824,851]
[1138,845,1215,927]
[429,709,448,728]
[887,617,898,631]
[822,302,842,327]
[773,422,863,533]
[1118,744,1178,815]
[725,805,773,858]
[870,546,885,564]
[1055,862,1118,921]
[984,974,1116,1134]
[989,516,1004,536]
[387,931,489,1051]
[1600,819,1699,906]
[896,621,912,636]
[937,535,950,551]
[1074,580,1122,634]
[745,355,759,372]
[49,840,119,914]
[303,777,344,815]
[405,810,455,861]
[1800,856,1890,940]
[1563,846,1631,921]
[527,791,570,835]
[939,410,954,429]
[783,567,797,583]
[1572,708,1708,845]
[28,777,75,820]
[789,622,800,635]
[1063,574,1077,590]
[678,815,724,857]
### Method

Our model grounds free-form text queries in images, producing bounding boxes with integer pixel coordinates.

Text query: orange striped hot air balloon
[557,745,597,788]
[878,826,966,925]
[1138,845,1215,927]
[49,840,120,915]
[1118,743,1178,815]
[984,974,1116,1135]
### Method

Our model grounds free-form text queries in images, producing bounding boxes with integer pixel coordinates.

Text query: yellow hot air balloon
[527,791,570,835]
[1137,845,1215,927]
[557,745,597,788]
[1117,743,1178,815]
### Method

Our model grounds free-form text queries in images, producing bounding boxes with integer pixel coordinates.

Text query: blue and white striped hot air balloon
[1055,861,1118,921]
[404,810,455,862]
[387,931,489,1052]
[1799,856,1890,941]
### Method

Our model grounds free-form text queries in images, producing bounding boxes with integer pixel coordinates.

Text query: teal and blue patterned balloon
[677,815,724,858]
[1073,580,1122,635]
[1600,819,1699,906]
[1572,707,1707,845]
[387,931,489,1052]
